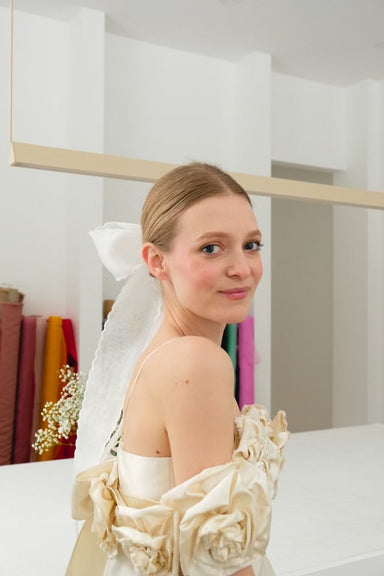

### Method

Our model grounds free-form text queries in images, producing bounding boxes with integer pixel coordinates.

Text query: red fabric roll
[56,318,78,459]
[13,316,37,464]
[0,302,23,465]
[62,318,78,372]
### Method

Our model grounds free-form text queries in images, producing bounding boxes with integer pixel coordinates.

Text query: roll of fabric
[12,316,37,464]
[37,316,67,461]
[0,302,23,465]
[56,318,78,459]
[222,323,238,371]
[62,318,78,372]
[238,315,255,409]
[29,316,47,462]
[221,323,239,400]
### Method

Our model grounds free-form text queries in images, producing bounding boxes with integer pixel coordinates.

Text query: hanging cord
[9,0,14,143]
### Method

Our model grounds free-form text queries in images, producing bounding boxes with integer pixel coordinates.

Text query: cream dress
[67,345,289,576]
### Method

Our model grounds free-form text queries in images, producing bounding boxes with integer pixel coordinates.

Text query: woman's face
[161,193,263,327]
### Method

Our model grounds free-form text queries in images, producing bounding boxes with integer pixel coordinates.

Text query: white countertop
[268,423,384,576]
[1,424,383,576]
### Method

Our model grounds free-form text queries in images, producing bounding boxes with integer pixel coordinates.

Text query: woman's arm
[234,566,255,576]
[157,337,258,576]
[160,336,235,484]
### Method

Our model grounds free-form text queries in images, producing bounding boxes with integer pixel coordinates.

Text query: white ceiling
[4,0,384,86]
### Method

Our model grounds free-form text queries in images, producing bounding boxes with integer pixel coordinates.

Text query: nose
[226,250,251,279]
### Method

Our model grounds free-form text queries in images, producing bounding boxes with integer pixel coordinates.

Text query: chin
[223,308,252,325]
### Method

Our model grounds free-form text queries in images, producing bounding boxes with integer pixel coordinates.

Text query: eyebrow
[195,229,262,243]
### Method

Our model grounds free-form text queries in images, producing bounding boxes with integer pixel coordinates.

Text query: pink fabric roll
[13,316,37,464]
[238,315,255,410]
[0,302,23,465]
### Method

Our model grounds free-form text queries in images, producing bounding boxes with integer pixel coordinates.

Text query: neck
[160,306,225,346]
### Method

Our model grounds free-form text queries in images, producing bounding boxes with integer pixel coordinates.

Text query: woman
[67,163,288,576]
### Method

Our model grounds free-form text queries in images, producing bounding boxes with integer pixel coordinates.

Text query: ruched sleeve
[70,405,288,576]
[161,405,288,575]
[71,459,180,575]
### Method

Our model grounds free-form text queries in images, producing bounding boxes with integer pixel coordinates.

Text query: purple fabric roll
[0,302,23,465]
[13,316,37,464]
[238,315,255,409]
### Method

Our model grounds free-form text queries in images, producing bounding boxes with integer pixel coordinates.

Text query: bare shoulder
[170,334,233,367]
[148,336,236,483]
[154,335,234,395]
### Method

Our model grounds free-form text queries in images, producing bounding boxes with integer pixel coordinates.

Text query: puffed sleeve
[71,459,180,575]
[160,405,288,576]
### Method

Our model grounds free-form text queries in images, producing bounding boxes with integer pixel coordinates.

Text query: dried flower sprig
[32,365,85,455]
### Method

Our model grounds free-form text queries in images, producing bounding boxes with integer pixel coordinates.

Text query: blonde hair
[141,162,251,250]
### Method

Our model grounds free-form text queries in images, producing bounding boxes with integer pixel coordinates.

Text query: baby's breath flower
[32,365,85,455]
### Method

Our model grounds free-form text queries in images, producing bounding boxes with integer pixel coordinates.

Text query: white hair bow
[74,222,162,474]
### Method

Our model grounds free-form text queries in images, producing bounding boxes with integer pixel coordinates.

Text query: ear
[142,242,168,279]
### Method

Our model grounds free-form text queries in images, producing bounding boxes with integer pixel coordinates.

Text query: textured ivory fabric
[67,404,289,576]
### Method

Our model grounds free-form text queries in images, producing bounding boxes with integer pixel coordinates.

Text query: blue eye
[202,244,220,255]
[245,241,263,252]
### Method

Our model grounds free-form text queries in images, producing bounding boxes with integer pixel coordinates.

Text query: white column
[65,8,105,374]
[366,81,384,424]
[233,52,272,412]
[333,80,384,426]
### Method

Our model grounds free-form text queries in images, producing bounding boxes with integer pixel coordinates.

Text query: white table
[0,457,76,576]
[1,424,383,576]
[268,424,384,575]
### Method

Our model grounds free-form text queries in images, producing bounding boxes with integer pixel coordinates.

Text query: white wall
[1,8,69,320]
[272,74,384,428]
[272,72,345,171]
[3,6,383,424]
[271,166,334,432]
[65,8,105,374]
[1,8,104,373]
[104,37,273,409]
[333,81,384,426]
[105,35,235,166]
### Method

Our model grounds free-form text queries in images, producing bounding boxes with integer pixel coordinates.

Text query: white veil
[74,222,162,475]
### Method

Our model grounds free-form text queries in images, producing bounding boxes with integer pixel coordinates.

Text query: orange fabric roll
[37,316,67,461]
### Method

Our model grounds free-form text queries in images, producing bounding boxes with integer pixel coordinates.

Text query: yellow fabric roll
[37,316,67,461]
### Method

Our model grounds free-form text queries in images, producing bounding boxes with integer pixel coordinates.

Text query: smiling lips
[219,287,250,300]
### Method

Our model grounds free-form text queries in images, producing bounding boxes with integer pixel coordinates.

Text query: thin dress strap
[123,338,180,413]
[102,338,180,460]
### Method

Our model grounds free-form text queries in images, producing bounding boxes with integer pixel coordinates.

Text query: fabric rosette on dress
[72,459,180,575]
[234,404,289,498]
[113,501,179,575]
[70,405,288,576]
[161,404,288,576]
